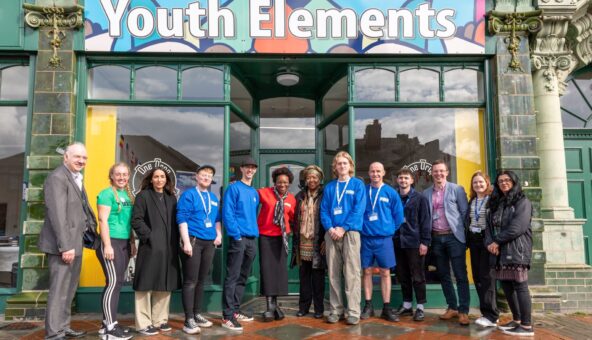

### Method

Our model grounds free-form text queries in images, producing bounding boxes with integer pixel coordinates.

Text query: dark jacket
[290,188,326,269]
[484,196,533,267]
[132,188,182,291]
[394,188,431,249]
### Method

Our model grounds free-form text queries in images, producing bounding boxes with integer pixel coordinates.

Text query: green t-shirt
[97,187,133,239]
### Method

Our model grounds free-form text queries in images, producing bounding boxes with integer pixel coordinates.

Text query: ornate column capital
[23,3,83,68]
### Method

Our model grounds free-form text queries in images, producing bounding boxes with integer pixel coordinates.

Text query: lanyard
[474,197,486,222]
[197,188,211,219]
[335,178,351,207]
[369,184,384,212]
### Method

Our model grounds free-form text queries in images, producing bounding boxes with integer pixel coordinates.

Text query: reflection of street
[0,153,24,238]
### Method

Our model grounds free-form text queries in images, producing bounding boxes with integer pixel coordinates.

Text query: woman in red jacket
[257,167,296,322]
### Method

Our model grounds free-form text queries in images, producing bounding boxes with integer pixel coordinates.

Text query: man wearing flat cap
[221,157,259,331]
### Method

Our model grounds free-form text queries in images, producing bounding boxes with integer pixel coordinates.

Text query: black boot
[273,296,285,320]
[262,296,275,322]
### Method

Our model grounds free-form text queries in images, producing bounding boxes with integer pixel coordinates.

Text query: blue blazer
[423,182,469,243]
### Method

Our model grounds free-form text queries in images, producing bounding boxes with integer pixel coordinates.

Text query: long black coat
[132,188,181,291]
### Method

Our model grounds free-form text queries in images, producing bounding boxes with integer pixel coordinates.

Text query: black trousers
[298,260,325,314]
[468,234,499,322]
[501,280,532,326]
[222,237,257,319]
[181,237,216,319]
[96,239,130,328]
[394,245,427,304]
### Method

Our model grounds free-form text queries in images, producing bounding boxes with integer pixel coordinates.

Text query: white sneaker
[475,316,497,327]
[234,312,254,322]
[194,314,213,328]
[183,318,201,335]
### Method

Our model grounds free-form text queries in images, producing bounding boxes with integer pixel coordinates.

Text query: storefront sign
[131,158,180,196]
[85,0,485,54]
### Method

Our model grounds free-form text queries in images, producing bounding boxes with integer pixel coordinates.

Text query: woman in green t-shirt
[96,162,135,340]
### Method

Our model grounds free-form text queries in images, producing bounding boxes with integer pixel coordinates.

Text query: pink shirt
[432,184,451,232]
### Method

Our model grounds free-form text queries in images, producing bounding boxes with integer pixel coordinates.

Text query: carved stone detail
[568,12,592,67]
[23,3,83,68]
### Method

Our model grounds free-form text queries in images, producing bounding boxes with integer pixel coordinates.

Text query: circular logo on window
[131,158,179,196]
[403,159,432,176]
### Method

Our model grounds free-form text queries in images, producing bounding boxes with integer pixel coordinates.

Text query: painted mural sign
[85,0,485,54]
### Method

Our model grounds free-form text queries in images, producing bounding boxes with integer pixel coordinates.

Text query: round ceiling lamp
[276,71,300,87]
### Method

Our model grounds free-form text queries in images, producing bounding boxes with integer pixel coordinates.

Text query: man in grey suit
[38,143,96,339]
[423,160,470,326]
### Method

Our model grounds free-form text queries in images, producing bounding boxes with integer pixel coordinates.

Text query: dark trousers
[45,254,82,339]
[431,233,470,313]
[96,239,130,328]
[222,237,257,319]
[181,237,216,319]
[468,234,499,322]
[394,246,427,304]
[500,280,532,326]
[298,260,325,314]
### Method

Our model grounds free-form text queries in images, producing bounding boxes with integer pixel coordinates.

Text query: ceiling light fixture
[276,71,300,87]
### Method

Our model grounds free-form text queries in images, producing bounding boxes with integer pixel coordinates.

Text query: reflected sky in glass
[444,68,483,102]
[355,68,395,102]
[324,113,348,151]
[88,65,130,99]
[260,117,315,149]
[230,113,250,151]
[1,66,28,100]
[182,67,224,100]
[399,68,439,102]
[135,66,177,100]
[0,107,26,159]
[323,76,347,117]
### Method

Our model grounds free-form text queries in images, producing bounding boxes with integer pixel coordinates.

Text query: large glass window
[135,66,177,100]
[182,67,224,100]
[323,76,347,118]
[444,67,484,102]
[88,65,130,99]
[231,76,252,117]
[260,97,315,149]
[561,70,592,128]
[230,112,251,151]
[399,67,439,102]
[354,68,395,102]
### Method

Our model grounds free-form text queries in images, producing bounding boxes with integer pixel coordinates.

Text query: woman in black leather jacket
[485,170,534,337]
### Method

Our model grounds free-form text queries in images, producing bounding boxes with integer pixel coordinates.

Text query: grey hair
[64,142,86,155]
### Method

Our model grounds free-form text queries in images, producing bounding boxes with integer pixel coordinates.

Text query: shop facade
[1,0,592,318]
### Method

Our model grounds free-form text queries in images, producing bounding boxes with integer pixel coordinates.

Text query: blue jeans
[432,233,470,313]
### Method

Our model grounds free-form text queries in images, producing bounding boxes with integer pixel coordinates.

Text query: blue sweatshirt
[222,181,259,240]
[362,183,404,237]
[320,177,366,232]
[177,187,221,241]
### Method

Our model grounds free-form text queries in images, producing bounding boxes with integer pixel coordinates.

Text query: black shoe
[413,309,425,321]
[395,305,413,316]
[314,312,324,319]
[64,328,86,338]
[502,325,534,337]
[137,326,159,336]
[105,325,133,340]
[381,307,400,322]
[296,311,308,317]
[263,296,275,322]
[159,323,172,332]
[360,303,374,319]
[272,297,284,320]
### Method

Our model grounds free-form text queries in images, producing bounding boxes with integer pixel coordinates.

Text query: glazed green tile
[521,157,540,169]
[37,51,74,72]
[499,74,533,95]
[29,170,50,187]
[20,254,45,268]
[28,156,49,170]
[28,203,46,220]
[499,115,537,136]
[23,221,44,235]
[34,92,71,114]
[499,156,521,169]
[27,188,44,202]
[531,219,544,232]
[35,72,54,91]
[21,268,49,291]
[32,114,51,134]
[30,135,69,156]
[54,72,73,92]
[51,113,71,134]
[500,138,537,156]
[498,95,534,116]
[24,234,41,253]
[49,156,64,168]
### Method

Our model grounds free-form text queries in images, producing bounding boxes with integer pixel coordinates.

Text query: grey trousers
[325,231,362,318]
[45,254,82,339]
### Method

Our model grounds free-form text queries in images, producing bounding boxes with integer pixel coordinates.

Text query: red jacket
[257,187,295,236]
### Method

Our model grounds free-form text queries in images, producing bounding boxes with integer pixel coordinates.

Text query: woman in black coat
[132,167,181,335]
[290,165,326,319]
[485,170,533,337]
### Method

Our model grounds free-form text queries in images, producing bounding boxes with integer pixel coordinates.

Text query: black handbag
[83,222,101,250]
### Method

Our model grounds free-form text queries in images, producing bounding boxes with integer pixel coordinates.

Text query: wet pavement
[1,308,590,339]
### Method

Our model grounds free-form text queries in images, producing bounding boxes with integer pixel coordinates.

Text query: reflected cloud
[135,67,177,100]
[0,107,27,159]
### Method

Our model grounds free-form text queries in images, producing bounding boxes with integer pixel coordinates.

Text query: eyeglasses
[498,178,512,184]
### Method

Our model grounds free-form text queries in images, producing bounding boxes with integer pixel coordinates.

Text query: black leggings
[181,237,216,319]
[96,238,130,328]
[500,280,532,326]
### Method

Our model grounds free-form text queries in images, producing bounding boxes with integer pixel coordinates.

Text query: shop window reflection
[231,76,253,116]
[399,67,439,102]
[354,68,395,102]
[323,76,347,118]
[324,113,348,151]
[444,68,484,102]
[560,70,592,128]
[260,97,315,149]
[135,66,177,100]
[182,67,224,100]
[230,112,250,151]
[88,65,130,99]
[0,66,28,100]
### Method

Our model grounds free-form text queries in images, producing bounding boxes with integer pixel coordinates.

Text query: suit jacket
[423,181,469,243]
[38,164,96,255]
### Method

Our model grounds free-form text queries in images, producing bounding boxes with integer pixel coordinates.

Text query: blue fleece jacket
[222,181,259,240]
[320,177,366,232]
[362,183,404,237]
[177,188,221,241]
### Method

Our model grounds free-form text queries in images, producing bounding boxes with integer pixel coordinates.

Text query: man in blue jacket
[320,151,366,325]
[360,162,404,322]
[423,160,470,326]
[221,157,260,331]
[393,168,431,322]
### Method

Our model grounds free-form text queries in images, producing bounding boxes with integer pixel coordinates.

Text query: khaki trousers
[134,291,171,330]
[325,231,361,318]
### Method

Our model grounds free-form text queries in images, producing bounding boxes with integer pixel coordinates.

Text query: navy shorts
[361,236,395,269]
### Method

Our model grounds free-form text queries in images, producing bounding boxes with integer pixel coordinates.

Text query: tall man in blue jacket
[320,151,366,325]
[393,168,431,322]
[221,157,260,331]
[423,160,470,326]
[360,162,404,322]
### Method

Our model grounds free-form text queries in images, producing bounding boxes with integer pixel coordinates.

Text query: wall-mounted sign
[131,158,180,196]
[85,0,485,54]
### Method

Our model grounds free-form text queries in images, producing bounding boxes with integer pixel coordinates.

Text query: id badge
[333,206,343,215]
[433,213,440,220]
[470,226,482,233]
[204,218,213,228]
[403,217,407,224]
[368,213,378,221]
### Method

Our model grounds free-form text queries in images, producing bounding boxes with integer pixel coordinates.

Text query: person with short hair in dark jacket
[485,170,534,337]
[393,168,431,321]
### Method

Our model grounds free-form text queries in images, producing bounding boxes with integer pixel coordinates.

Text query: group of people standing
[38,143,535,339]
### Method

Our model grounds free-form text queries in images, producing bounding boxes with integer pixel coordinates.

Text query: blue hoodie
[362,183,404,237]
[320,177,366,232]
[222,181,259,240]
[177,188,221,241]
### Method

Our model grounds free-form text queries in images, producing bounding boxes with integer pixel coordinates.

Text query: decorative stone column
[5,1,82,320]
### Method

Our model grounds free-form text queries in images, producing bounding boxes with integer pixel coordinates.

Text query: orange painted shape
[253,5,309,53]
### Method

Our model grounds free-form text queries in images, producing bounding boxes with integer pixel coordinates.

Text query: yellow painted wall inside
[79,106,118,287]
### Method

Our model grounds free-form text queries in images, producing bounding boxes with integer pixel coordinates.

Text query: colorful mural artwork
[85,0,485,54]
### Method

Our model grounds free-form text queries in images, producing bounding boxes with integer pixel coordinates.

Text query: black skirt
[259,235,288,296]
